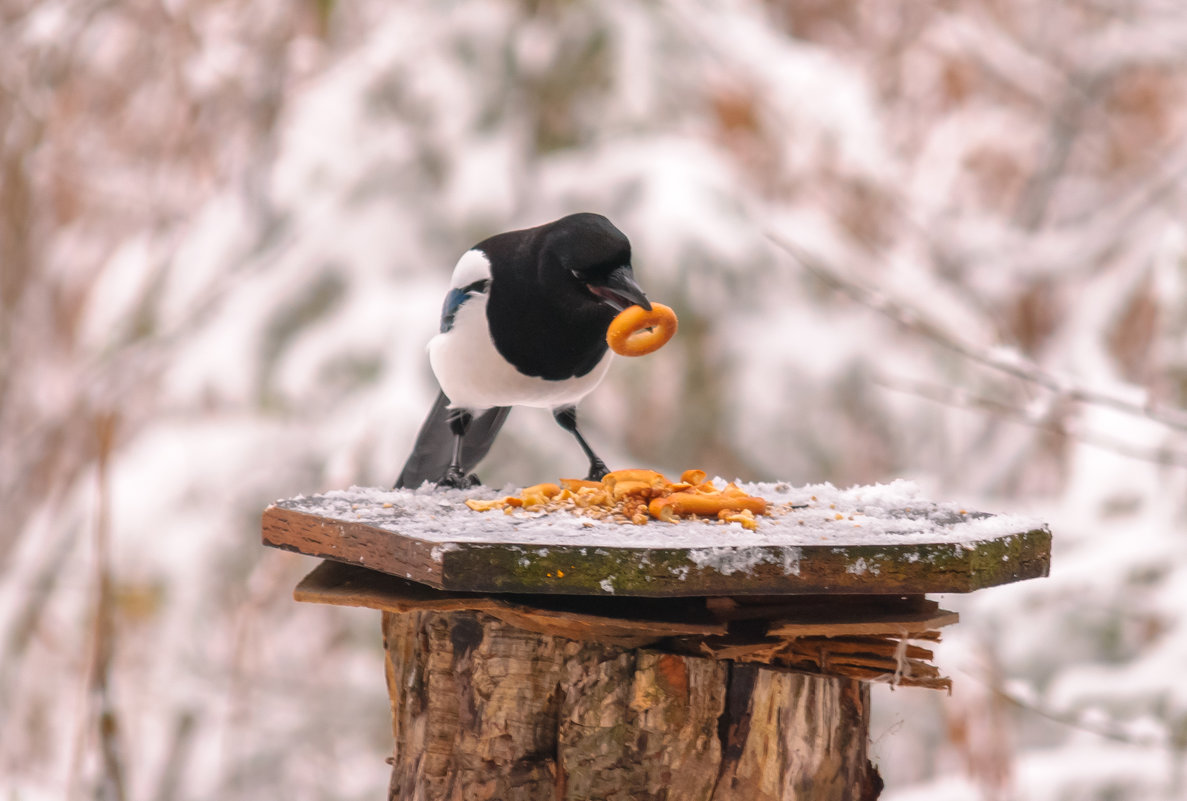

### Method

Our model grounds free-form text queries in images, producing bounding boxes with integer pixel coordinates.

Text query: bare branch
[964,668,1171,749]
[875,373,1187,470]
[766,232,1187,435]
[68,414,127,801]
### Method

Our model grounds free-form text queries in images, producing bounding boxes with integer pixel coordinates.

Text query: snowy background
[3,1,1187,799]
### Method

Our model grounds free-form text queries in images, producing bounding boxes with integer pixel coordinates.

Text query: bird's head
[544,213,651,313]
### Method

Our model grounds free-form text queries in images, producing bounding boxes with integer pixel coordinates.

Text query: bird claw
[586,460,609,482]
[437,467,480,489]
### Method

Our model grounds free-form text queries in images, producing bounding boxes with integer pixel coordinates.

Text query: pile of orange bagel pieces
[465,469,769,530]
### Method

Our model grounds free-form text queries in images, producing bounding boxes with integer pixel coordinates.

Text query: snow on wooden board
[261,479,1051,597]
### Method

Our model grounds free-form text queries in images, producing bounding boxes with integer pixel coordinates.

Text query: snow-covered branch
[875,373,1187,470]
[766,232,1187,436]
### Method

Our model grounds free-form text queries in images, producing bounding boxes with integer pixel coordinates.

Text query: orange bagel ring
[607,303,678,357]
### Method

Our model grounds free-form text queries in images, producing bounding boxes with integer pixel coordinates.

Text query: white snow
[6,2,1187,800]
[274,479,1045,552]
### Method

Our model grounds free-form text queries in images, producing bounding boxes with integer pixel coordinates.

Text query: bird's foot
[436,466,480,489]
[586,459,609,482]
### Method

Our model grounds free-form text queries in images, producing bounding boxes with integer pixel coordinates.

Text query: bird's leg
[553,405,609,481]
[438,409,479,489]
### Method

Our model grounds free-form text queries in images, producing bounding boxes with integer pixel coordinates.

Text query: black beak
[587,265,651,312]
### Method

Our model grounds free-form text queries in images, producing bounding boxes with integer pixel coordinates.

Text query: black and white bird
[395,213,651,489]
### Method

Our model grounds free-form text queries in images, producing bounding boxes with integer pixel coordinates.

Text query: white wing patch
[449,248,492,289]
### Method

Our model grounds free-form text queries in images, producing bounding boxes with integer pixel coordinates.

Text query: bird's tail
[394,390,511,488]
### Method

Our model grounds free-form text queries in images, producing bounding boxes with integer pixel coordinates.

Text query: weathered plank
[766,608,959,637]
[263,494,1051,597]
[296,559,727,648]
[297,561,955,688]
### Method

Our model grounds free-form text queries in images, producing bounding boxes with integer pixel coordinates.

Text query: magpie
[395,213,651,489]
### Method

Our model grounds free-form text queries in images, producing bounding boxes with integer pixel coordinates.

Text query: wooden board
[295,559,727,647]
[263,486,1051,597]
[299,560,957,689]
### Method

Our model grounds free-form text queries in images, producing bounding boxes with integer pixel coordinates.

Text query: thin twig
[67,413,127,801]
[150,710,197,801]
[0,507,79,722]
[963,667,1169,749]
[765,232,1187,435]
[876,373,1187,469]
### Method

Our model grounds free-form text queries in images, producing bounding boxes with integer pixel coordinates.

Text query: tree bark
[383,610,882,801]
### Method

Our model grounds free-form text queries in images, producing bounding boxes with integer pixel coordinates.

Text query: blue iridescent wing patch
[440,279,490,333]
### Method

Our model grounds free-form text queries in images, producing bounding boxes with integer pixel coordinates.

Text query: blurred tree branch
[767,232,1187,437]
[68,413,126,801]
[875,374,1187,470]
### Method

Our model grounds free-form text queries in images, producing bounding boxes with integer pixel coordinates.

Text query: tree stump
[262,481,1051,799]
[383,608,880,801]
